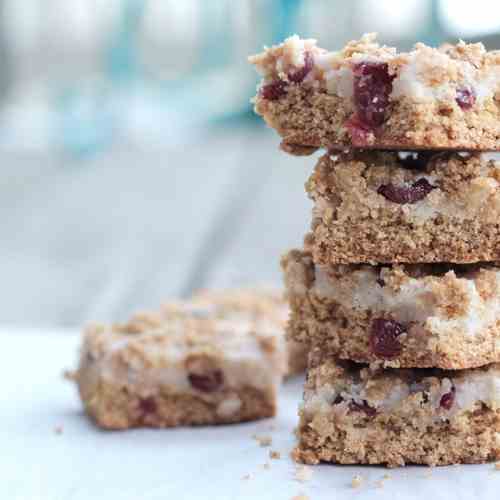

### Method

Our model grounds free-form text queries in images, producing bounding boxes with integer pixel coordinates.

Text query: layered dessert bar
[249,34,500,152]
[294,351,500,467]
[305,151,500,264]
[76,290,292,429]
[282,249,500,369]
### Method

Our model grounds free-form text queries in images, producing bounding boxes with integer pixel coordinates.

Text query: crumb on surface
[253,434,272,447]
[495,462,500,470]
[270,450,281,460]
[295,465,313,482]
[54,425,64,435]
[291,494,309,500]
[351,475,363,488]
[63,369,77,381]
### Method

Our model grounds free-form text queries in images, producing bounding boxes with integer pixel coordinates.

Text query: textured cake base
[78,377,276,429]
[255,86,500,152]
[294,405,500,467]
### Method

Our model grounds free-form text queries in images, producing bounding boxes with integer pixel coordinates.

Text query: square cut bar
[76,288,304,429]
[306,151,500,264]
[249,34,500,152]
[294,350,500,467]
[283,249,500,369]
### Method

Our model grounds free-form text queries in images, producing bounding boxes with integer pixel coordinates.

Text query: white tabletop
[2,328,498,500]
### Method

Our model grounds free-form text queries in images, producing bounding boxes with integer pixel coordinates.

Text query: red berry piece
[188,370,224,392]
[260,80,287,101]
[370,318,405,359]
[440,386,456,410]
[349,400,377,417]
[139,397,157,415]
[456,87,476,110]
[352,62,395,129]
[344,115,373,146]
[397,151,435,170]
[377,178,435,204]
[288,51,314,83]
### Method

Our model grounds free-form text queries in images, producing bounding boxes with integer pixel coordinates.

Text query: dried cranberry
[377,178,435,204]
[344,115,373,146]
[260,80,287,101]
[440,386,456,410]
[139,397,157,415]
[188,370,224,392]
[370,318,405,359]
[333,395,344,405]
[456,87,476,110]
[288,51,314,84]
[397,151,435,170]
[349,400,377,417]
[352,62,395,129]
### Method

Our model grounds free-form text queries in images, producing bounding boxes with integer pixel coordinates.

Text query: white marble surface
[2,328,499,500]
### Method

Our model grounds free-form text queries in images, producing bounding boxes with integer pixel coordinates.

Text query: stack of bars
[250,34,500,466]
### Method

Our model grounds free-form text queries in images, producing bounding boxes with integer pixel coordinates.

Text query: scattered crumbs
[263,462,271,470]
[54,425,64,435]
[291,494,309,500]
[253,434,272,447]
[295,465,313,483]
[242,473,253,480]
[383,473,391,480]
[495,462,500,471]
[351,475,363,489]
[270,450,281,460]
[63,369,77,381]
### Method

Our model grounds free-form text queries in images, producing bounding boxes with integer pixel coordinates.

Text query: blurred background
[2,0,500,327]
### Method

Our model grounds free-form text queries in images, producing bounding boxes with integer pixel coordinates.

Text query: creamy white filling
[304,368,500,415]
[313,266,500,339]
[314,167,500,225]
[84,318,286,393]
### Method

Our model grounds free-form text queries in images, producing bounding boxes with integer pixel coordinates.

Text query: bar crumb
[495,462,500,470]
[63,369,77,381]
[269,450,281,460]
[295,465,313,482]
[253,434,272,447]
[291,494,309,500]
[351,475,363,488]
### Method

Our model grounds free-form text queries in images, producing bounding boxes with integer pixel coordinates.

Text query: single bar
[249,34,500,152]
[76,289,298,429]
[305,151,500,265]
[283,249,500,369]
[294,350,500,467]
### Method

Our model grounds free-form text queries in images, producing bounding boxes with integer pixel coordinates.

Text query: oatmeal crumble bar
[294,351,500,467]
[76,291,293,429]
[306,151,500,264]
[249,34,500,151]
[283,249,500,369]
